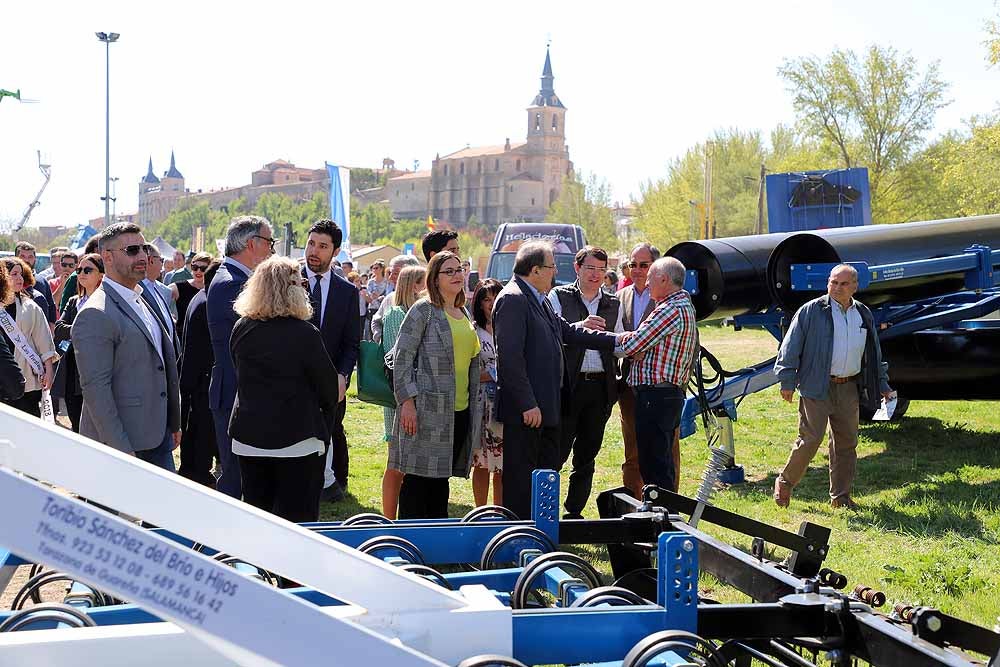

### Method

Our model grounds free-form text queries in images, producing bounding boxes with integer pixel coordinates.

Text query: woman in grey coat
[390,251,482,519]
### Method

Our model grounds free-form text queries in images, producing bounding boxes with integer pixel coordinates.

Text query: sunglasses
[61,262,77,268]
[76,267,100,275]
[109,244,147,257]
[191,264,209,273]
[253,235,276,250]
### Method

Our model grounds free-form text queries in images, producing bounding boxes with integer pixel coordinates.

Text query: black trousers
[9,390,41,418]
[634,385,685,493]
[502,420,561,521]
[239,450,325,523]
[397,409,468,519]
[330,398,349,488]
[65,391,83,433]
[179,387,218,488]
[559,378,612,516]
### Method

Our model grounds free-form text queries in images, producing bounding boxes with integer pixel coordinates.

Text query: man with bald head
[773,264,894,510]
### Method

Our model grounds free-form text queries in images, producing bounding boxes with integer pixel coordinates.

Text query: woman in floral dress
[470,279,505,506]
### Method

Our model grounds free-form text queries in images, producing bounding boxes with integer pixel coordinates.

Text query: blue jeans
[136,429,178,473]
[212,408,242,499]
[633,385,684,493]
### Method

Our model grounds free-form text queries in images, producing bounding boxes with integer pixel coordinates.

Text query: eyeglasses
[628,261,652,270]
[76,267,99,275]
[440,267,466,277]
[108,245,147,257]
[191,264,209,273]
[538,264,556,270]
[253,235,276,250]
[579,264,606,273]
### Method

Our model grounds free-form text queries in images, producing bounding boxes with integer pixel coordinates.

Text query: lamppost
[110,176,119,222]
[96,31,120,227]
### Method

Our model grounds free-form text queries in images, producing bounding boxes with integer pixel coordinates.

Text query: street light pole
[110,176,119,222]
[96,31,120,228]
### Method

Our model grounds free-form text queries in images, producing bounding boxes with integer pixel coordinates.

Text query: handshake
[577,315,641,358]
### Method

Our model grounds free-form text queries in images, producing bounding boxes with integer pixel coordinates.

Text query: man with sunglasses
[71,223,182,472]
[140,245,180,357]
[48,251,78,319]
[616,242,662,497]
[207,216,275,499]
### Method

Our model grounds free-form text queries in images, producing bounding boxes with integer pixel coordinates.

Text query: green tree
[548,171,617,252]
[778,46,950,222]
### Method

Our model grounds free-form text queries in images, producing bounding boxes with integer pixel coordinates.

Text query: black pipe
[667,233,790,321]
[766,215,1000,313]
[882,329,1000,400]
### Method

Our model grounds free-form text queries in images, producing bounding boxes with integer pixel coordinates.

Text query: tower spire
[532,46,564,108]
[143,156,160,184]
[165,149,184,179]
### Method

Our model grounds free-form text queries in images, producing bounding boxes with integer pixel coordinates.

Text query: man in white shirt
[140,244,179,357]
[72,223,181,471]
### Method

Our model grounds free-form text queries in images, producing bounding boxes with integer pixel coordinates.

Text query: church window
[509,185,514,193]
[552,114,558,131]
[411,183,414,191]
[535,113,541,131]
[444,165,449,176]
[477,160,482,173]
[516,159,521,171]
[531,198,535,206]
[494,159,500,171]
[460,162,465,175]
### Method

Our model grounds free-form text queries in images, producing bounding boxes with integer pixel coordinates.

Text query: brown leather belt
[830,374,860,385]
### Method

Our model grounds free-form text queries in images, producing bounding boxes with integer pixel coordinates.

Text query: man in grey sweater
[773,264,894,510]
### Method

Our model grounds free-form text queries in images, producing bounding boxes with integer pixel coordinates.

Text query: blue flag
[326,162,352,262]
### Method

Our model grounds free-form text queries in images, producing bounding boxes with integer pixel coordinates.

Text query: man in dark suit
[15,242,56,324]
[177,260,221,488]
[72,223,181,470]
[139,244,180,358]
[616,242,660,498]
[493,241,624,521]
[302,219,361,503]
[207,216,275,498]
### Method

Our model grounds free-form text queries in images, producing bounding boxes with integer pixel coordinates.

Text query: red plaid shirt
[621,289,698,387]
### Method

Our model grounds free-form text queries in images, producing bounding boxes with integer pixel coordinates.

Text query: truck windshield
[488,253,578,286]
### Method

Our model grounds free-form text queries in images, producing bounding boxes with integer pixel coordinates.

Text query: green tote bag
[357,340,396,408]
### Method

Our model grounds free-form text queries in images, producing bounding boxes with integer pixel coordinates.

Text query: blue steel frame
[0,472,699,665]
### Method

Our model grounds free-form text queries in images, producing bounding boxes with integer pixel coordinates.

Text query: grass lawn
[325,324,1000,629]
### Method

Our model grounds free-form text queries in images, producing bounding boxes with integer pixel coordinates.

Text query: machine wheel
[343,512,393,526]
[612,568,659,602]
[569,585,650,607]
[510,551,602,609]
[0,603,96,632]
[621,629,724,667]
[397,563,453,590]
[456,655,528,667]
[462,505,519,523]
[358,536,426,565]
[11,570,110,610]
[479,527,556,570]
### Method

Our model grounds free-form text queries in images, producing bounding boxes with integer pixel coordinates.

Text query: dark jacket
[552,283,620,407]
[33,279,56,323]
[616,283,656,384]
[179,289,212,396]
[207,261,248,412]
[774,294,890,412]
[301,268,361,383]
[0,326,25,403]
[493,275,617,427]
[51,295,82,399]
[228,317,339,450]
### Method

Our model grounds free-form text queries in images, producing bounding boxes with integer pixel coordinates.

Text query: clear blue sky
[2,0,997,229]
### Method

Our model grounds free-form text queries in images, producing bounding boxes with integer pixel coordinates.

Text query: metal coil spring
[695,446,730,505]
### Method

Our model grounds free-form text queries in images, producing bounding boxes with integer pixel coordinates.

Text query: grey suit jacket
[389,299,481,478]
[617,283,656,382]
[72,283,181,454]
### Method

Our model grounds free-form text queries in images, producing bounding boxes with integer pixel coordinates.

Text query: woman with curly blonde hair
[228,256,340,522]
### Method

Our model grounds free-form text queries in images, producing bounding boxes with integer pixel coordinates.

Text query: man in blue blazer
[207,216,275,498]
[301,219,361,502]
[493,241,625,521]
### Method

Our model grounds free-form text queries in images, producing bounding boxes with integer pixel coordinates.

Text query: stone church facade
[387,48,573,226]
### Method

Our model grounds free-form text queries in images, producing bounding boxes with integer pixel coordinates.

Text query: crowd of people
[0,219,890,525]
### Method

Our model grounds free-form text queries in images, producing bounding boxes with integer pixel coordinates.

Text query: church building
[386,48,573,226]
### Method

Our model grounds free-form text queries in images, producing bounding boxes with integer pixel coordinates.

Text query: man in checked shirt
[619,257,698,493]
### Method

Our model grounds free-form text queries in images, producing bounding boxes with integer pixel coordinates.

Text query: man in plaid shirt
[620,257,698,492]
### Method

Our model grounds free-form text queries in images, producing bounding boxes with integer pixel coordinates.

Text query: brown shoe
[773,478,791,508]
[831,496,861,511]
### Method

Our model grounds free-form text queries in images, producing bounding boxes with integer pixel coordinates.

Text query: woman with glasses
[228,256,340,522]
[52,253,104,432]
[0,256,57,418]
[170,251,213,343]
[390,251,481,519]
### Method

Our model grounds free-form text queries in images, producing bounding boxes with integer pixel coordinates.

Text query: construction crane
[17,151,52,232]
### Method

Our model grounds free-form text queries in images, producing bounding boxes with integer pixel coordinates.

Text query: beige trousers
[618,385,645,498]
[778,381,859,502]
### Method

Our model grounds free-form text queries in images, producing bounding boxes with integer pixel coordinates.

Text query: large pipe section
[766,215,1000,313]
[882,328,1000,400]
[667,233,790,320]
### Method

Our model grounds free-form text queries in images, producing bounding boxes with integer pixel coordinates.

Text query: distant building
[385,48,573,227]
